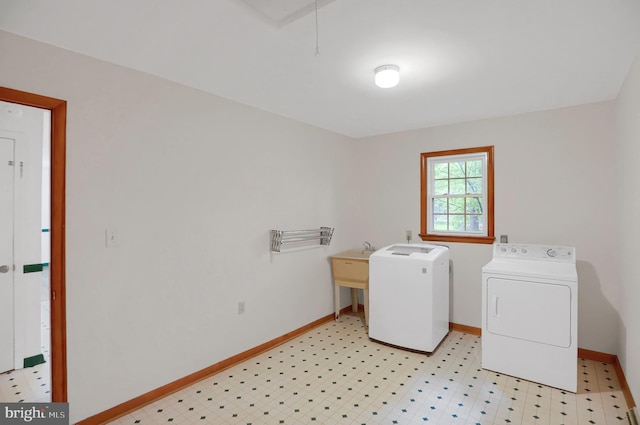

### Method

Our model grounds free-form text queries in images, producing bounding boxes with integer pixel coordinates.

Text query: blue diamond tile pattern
[105,314,626,424]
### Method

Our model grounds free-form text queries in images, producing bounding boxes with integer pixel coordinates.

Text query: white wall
[1,27,633,420]
[0,101,46,367]
[353,102,620,354]
[0,31,359,422]
[616,47,640,404]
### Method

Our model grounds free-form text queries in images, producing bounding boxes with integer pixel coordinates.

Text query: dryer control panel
[493,243,575,263]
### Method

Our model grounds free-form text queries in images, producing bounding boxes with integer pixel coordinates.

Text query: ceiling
[1,0,640,138]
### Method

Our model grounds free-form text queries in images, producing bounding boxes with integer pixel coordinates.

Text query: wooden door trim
[0,87,67,402]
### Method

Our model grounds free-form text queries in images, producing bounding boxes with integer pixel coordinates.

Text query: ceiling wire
[315,0,320,56]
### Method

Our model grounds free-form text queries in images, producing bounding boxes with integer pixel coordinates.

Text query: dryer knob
[547,249,558,257]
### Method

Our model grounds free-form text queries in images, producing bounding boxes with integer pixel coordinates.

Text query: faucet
[363,241,374,251]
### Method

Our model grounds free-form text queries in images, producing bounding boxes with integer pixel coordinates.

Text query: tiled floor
[0,360,50,403]
[0,268,51,403]
[110,314,627,424]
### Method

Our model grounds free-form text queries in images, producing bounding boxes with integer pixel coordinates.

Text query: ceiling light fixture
[375,65,400,88]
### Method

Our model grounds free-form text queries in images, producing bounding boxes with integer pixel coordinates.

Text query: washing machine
[369,243,449,352]
[482,243,578,392]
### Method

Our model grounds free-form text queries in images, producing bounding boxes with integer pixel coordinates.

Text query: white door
[0,135,15,373]
[486,277,572,348]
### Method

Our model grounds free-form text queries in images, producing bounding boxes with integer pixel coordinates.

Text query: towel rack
[270,227,334,252]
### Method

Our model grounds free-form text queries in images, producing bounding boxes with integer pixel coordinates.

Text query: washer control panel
[493,243,575,263]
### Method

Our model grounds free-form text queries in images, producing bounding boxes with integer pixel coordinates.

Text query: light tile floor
[110,314,628,424]
[0,359,50,403]
[0,269,51,403]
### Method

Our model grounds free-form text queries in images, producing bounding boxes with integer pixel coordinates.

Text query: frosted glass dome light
[375,65,400,88]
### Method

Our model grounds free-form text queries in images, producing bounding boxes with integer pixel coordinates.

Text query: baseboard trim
[577,347,616,363]
[615,357,637,408]
[23,353,46,368]
[77,307,353,425]
[449,322,481,336]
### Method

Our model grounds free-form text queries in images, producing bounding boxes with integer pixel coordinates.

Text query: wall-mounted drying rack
[270,227,334,252]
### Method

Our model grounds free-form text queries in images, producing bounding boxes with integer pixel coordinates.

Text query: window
[420,146,494,244]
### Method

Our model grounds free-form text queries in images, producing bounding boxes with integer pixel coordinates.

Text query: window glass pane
[450,215,465,231]
[449,161,465,178]
[466,160,482,177]
[433,198,447,214]
[450,179,465,194]
[466,178,482,194]
[434,163,448,179]
[449,197,465,214]
[434,179,449,195]
[433,214,448,231]
[466,215,483,231]
[466,197,483,214]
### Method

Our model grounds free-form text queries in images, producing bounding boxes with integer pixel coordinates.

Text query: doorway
[0,87,67,402]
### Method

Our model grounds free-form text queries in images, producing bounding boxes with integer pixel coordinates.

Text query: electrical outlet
[406,230,412,243]
[238,301,245,315]
[500,235,508,243]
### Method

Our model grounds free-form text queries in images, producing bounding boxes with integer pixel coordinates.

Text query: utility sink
[330,249,375,327]
[331,249,376,260]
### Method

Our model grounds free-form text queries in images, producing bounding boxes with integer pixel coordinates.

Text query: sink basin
[331,249,376,260]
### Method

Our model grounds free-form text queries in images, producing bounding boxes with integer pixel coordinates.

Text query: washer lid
[483,258,577,281]
[387,245,434,255]
[371,243,447,260]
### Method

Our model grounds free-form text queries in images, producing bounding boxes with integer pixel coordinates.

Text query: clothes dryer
[482,243,578,392]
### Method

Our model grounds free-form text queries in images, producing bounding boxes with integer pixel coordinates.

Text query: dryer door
[486,277,572,348]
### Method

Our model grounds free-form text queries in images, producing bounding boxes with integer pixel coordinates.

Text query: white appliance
[482,243,578,392]
[369,243,449,352]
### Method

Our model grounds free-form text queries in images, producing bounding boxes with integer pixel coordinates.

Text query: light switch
[106,228,119,248]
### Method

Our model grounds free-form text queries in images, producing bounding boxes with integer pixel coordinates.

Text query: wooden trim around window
[419,234,496,244]
[420,146,495,245]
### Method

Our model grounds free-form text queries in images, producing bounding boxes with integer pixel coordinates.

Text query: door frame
[0,87,67,402]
